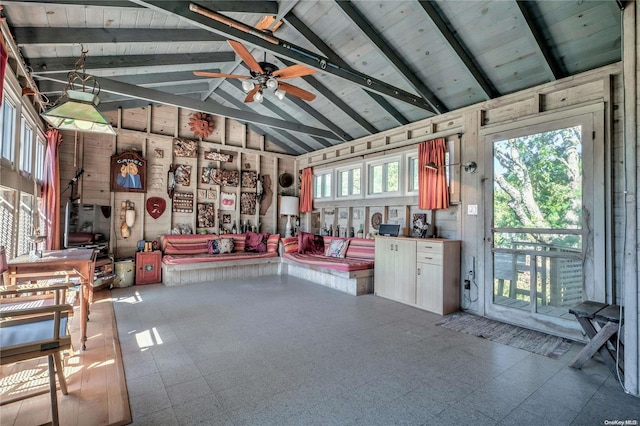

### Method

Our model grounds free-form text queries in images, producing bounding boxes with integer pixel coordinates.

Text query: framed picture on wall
[110,151,146,193]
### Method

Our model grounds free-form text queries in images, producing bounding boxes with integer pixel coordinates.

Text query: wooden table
[7,249,96,350]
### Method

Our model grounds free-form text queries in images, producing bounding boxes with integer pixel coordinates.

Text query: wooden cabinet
[135,251,162,285]
[416,240,460,315]
[374,237,416,304]
[375,237,461,315]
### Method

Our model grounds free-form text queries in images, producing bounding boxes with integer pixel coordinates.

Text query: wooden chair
[0,247,75,426]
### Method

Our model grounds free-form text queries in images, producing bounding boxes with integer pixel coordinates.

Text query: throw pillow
[207,239,219,255]
[218,238,235,254]
[298,232,324,255]
[325,239,350,258]
[245,231,268,253]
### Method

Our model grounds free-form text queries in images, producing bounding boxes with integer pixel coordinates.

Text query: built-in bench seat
[160,233,280,286]
[280,236,375,296]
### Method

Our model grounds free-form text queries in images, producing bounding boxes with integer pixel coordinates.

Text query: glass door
[484,112,604,338]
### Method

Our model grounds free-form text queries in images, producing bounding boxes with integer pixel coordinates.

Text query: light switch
[467,204,478,215]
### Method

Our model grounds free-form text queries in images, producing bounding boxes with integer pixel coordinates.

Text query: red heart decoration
[146,197,166,219]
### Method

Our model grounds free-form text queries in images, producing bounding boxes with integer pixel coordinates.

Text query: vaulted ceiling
[2,0,622,155]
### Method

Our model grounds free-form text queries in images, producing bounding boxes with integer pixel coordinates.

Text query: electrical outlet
[464,280,471,290]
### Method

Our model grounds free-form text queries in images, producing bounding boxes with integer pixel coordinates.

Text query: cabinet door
[416,261,443,314]
[374,238,396,298]
[136,252,162,285]
[394,239,417,304]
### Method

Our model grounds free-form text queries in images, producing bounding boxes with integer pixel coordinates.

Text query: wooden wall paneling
[120,106,148,132]
[144,137,172,242]
[220,117,226,145]
[542,79,604,111]
[150,104,177,136]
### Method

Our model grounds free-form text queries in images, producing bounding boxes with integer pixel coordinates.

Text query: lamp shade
[41,90,116,135]
[280,196,299,216]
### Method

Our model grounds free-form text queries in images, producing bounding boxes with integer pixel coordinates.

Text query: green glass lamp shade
[41,90,116,135]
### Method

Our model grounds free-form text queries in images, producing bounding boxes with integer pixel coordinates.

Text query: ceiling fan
[194,40,317,103]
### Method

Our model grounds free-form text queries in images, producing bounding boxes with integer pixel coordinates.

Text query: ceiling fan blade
[193,71,249,79]
[244,86,260,103]
[278,82,316,101]
[255,16,283,32]
[227,40,263,74]
[272,64,317,79]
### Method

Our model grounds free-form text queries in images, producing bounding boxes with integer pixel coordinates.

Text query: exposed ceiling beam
[283,12,409,126]
[214,89,305,154]
[12,27,225,45]
[8,1,278,13]
[127,0,435,112]
[335,0,447,114]
[35,73,341,141]
[515,0,565,80]
[279,59,378,135]
[110,70,219,86]
[28,52,235,74]
[417,1,499,100]
[225,79,332,149]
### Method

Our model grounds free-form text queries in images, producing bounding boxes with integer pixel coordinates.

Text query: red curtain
[418,138,449,210]
[0,21,8,107]
[44,129,63,250]
[299,167,313,213]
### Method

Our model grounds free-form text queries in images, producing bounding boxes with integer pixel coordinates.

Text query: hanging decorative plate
[371,212,383,230]
[278,172,294,188]
[188,112,215,139]
[146,197,166,219]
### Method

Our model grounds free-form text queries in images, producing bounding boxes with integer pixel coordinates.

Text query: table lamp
[280,196,299,238]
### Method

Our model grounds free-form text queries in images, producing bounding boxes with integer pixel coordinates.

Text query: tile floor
[111,275,639,426]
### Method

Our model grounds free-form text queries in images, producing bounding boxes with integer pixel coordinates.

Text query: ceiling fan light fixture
[275,89,286,100]
[241,80,255,93]
[266,77,278,90]
[253,90,264,104]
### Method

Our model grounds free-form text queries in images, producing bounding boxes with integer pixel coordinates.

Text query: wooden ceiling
[2,1,622,155]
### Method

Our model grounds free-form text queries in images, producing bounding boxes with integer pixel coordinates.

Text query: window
[34,136,46,182]
[407,156,419,192]
[368,158,400,195]
[1,97,17,163]
[314,172,332,199]
[17,193,35,256]
[19,116,33,174]
[337,166,361,198]
[0,187,17,259]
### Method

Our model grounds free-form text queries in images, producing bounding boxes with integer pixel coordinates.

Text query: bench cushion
[283,253,374,272]
[163,251,278,265]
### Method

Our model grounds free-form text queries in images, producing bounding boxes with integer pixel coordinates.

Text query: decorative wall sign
[206,189,217,201]
[197,203,216,227]
[201,167,219,185]
[219,169,239,187]
[173,138,198,158]
[149,164,164,191]
[154,149,164,158]
[174,164,192,186]
[197,189,207,199]
[173,192,194,213]
[240,192,257,215]
[110,151,146,193]
[220,192,236,211]
[222,214,231,224]
[204,151,234,162]
[241,171,258,188]
[146,197,166,219]
[189,112,215,139]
